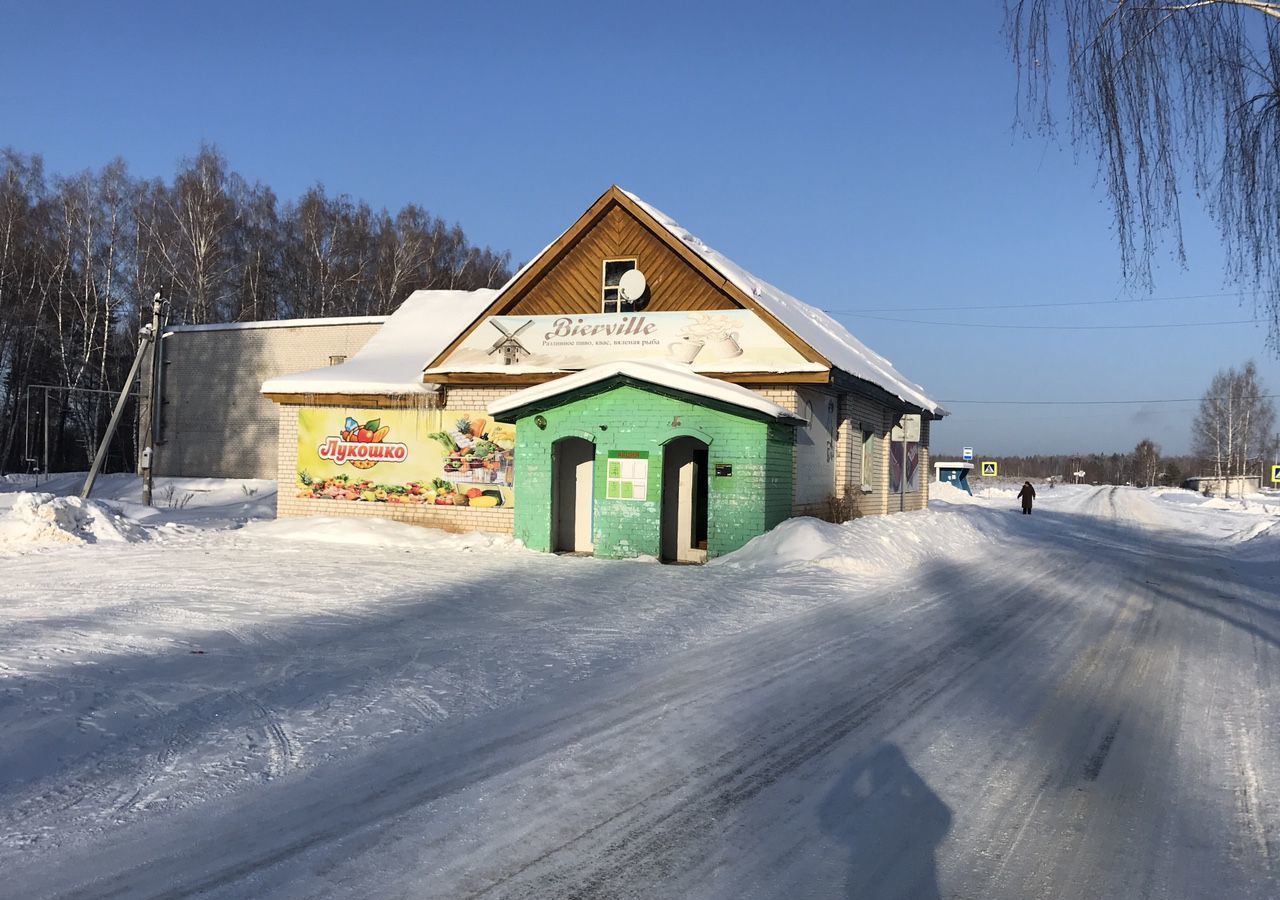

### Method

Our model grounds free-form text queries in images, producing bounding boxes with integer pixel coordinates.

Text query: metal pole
[141,291,164,505]
[43,386,49,481]
[900,432,907,513]
[81,326,153,500]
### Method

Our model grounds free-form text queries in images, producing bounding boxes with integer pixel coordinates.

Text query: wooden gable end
[427,186,831,377]
[492,200,740,316]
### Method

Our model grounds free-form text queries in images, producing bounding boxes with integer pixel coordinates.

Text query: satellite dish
[618,268,647,302]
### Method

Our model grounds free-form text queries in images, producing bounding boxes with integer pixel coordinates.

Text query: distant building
[148,317,385,479]
[1182,475,1261,496]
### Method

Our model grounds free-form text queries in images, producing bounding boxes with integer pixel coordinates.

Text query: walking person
[1018,481,1036,515]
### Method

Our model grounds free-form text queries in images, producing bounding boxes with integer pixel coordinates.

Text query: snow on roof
[621,190,947,417]
[487,360,807,423]
[261,289,497,396]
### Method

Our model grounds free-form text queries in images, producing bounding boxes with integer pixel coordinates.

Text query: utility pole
[140,290,165,506]
[81,290,165,501]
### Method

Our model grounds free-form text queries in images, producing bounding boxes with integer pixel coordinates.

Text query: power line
[830,290,1254,314]
[834,312,1259,330]
[940,394,1280,406]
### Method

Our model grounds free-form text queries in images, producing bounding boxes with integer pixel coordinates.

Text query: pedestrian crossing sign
[1272,464,1280,484]
[981,461,998,477]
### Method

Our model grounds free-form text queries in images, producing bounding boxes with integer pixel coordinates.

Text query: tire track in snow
[1219,588,1278,875]
[454,565,1085,899]
[973,580,1165,897]
[15,559,1068,900]
[233,692,297,780]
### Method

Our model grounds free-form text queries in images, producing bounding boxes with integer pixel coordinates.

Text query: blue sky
[3,0,1276,456]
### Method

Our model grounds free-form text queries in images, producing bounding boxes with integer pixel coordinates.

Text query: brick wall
[268,377,931,542]
[829,388,935,518]
[511,384,795,560]
[443,386,518,411]
[154,321,383,479]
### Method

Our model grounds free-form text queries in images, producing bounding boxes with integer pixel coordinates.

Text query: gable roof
[430,186,945,416]
[488,360,807,424]
[621,191,946,416]
[261,289,496,396]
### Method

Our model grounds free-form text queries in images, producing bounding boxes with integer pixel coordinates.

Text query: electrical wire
[939,394,1280,405]
[831,312,1260,330]
[830,290,1254,314]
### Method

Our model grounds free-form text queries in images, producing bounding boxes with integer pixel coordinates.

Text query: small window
[329,354,347,366]
[860,430,875,490]
[602,258,637,313]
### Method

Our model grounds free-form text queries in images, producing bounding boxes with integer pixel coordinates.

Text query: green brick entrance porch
[509,382,795,560]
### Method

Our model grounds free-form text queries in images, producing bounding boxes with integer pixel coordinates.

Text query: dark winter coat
[1017,482,1036,510]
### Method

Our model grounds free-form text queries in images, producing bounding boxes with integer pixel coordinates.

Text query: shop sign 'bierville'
[430,310,822,374]
[297,409,516,508]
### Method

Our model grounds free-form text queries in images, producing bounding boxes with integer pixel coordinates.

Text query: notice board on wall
[606,451,649,501]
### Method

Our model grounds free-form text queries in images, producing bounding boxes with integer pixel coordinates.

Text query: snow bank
[0,492,148,552]
[1229,519,1276,544]
[929,481,979,505]
[244,516,523,553]
[712,510,988,576]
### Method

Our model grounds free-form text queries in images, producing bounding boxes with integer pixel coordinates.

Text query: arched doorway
[552,437,595,553]
[661,436,709,563]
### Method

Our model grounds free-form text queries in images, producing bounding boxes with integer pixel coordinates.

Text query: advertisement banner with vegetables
[296,408,515,508]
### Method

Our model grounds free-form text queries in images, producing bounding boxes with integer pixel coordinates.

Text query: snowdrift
[245,515,523,553]
[712,509,989,576]
[929,481,980,505]
[0,492,148,552]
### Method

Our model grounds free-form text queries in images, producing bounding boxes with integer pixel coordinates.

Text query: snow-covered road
[0,482,1276,898]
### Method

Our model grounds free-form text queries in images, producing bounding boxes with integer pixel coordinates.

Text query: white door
[554,438,595,553]
[675,459,703,563]
[572,455,594,552]
[661,437,708,563]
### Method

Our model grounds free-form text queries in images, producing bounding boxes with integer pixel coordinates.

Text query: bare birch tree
[1006,1,1280,350]
[1133,438,1160,487]
[0,143,511,473]
[1191,361,1276,494]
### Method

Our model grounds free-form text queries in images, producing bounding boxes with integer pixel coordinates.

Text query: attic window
[602,259,637,313]
[329,354,347,366]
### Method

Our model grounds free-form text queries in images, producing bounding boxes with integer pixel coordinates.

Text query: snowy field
[0,474,1277,898]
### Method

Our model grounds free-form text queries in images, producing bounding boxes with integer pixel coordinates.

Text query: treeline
[935,451,1201,486]
[937,362,1278,493]
[0,145,513,474]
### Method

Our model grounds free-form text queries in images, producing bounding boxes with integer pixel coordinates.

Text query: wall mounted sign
[890,415,921,442]
[430,311,822,374]
[296,408,515,507]
[606,450,649,501]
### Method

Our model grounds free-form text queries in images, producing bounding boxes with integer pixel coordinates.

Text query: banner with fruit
[296,408,515,508]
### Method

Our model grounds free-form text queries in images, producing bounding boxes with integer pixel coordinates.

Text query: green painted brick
[510,382,795,559]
